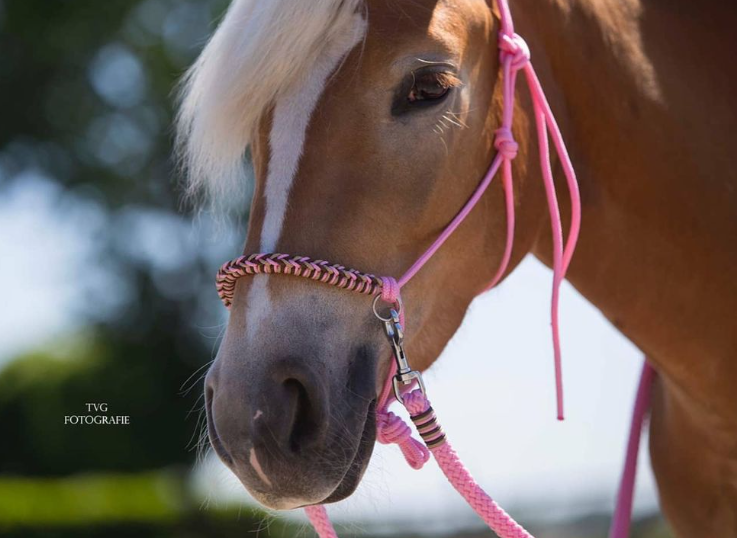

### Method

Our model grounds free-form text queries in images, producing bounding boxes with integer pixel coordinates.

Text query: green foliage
[0,273,214,475]
[0,472,298,538]
[0,472,184,526]
[0,0,233,476]
[0,0,228,205]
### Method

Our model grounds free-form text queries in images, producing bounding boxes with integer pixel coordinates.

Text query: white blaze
[259,15,366,252]
[245,15,366,341]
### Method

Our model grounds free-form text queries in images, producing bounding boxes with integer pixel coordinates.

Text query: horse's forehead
[365,0,486,55]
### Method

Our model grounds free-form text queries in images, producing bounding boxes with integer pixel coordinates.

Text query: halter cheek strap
[214,1,649,537]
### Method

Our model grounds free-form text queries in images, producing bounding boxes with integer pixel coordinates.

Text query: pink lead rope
[216,0,651,536]
[305,361,654,538]
[609,362,655,538]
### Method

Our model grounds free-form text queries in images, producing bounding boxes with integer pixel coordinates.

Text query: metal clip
[381,308,426,405]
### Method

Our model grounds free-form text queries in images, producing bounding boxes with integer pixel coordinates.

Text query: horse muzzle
[204,309,380,509]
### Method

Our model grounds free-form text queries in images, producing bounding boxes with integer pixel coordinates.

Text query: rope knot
[376,408,430,470]
[402,388,431,416]
[494,127,519,160]
[499,32,530,71]
[376,410,410,444]
[380,276,400,305]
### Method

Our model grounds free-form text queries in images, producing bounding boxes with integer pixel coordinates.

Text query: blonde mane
[176,0,365,212]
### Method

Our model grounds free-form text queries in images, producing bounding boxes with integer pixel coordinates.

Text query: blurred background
[0,0,671,536]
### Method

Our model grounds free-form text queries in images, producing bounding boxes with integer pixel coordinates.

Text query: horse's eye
[392,69,461,116]
[407,73,451,103]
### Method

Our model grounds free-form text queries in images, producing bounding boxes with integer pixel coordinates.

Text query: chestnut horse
[177,0,737,535]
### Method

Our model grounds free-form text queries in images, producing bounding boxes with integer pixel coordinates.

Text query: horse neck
[512,0,737,409]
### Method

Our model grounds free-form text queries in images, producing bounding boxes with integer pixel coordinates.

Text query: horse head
[178,0,548,510]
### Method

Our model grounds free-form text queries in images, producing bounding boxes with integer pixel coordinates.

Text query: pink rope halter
[217,0,581,419]
[215,1,649,536]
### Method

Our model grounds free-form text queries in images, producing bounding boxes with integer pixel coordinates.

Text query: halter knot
[380,276,401,305]
[494,127,519,160]
[376,409,430,469]
[402,388,431,416]
[499,32,530,71]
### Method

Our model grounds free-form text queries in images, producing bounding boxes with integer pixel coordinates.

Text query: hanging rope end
[556,384,565,421]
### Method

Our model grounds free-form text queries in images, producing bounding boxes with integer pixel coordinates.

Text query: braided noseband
[216,253,384,308]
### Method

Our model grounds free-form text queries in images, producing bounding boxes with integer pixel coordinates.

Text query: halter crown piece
[215,1,646,537]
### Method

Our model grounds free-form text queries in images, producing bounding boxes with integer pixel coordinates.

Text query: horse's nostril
[283,378,321,454]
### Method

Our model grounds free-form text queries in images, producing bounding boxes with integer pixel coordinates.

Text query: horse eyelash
[412,71,463,90]
[434,72,463,90]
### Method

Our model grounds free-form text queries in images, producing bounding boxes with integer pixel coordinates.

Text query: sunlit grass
[0,471,184,526]
[0,471,297,537]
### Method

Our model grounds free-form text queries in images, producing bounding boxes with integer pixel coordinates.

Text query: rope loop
[499,32,530,71]
[376,409,430,470]
[376,410,409,444]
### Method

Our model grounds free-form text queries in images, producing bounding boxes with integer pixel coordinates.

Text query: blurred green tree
[0,0,234,475]
[0,270,213,474]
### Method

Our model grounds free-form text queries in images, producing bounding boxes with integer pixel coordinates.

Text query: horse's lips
[206,379,377,508]
[311,398,377,506]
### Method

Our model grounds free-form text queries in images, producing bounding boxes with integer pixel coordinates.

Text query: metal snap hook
[393,370,426,405]
[371,296,426,406]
